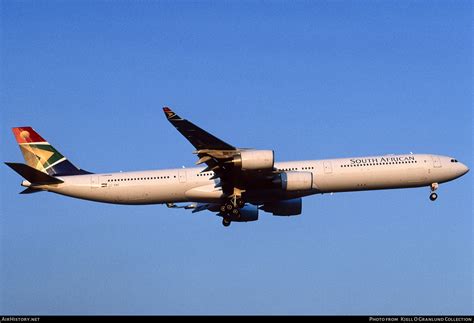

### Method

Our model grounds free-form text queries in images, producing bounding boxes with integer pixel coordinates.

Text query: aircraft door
[323,161,333,174]
[90,176,99,189]
[431,156,442,168]
[178,170,187,183]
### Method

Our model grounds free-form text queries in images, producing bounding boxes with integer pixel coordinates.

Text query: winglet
[163,107,181,120]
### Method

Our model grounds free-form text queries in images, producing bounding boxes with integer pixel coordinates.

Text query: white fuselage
[34,154,468,205]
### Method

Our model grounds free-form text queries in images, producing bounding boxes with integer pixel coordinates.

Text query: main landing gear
[429,183,438,201]
[219,200,242,217]
[219,196,245,227]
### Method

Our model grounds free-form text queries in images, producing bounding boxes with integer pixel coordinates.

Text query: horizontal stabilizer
[20,187,42,194]
[5,162,64,184]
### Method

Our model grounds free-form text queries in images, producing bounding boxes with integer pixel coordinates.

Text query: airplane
[5,107,469,227]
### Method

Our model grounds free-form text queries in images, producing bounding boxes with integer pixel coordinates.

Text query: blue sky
[1,0,472,315]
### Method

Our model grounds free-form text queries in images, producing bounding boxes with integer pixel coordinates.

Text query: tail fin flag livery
[11,127,91,176]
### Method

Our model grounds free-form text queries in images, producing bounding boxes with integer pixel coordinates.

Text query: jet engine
[280,171,313,191]
[232,150,274,170]
[261,198,302,216]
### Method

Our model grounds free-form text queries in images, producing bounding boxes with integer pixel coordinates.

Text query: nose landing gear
[429,183,438,201]
[222,218,231,227]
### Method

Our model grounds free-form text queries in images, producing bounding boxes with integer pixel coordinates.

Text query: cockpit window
[451,159,459,163]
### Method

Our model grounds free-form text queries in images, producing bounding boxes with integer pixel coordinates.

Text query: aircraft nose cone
[459,163,469,176]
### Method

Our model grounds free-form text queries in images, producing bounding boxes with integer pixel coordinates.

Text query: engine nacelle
[233,150,274,170]
[233,204,259,222]
[281,171,313,191]
[261,198,302,216]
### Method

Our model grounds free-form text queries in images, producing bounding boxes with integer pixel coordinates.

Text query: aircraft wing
[163,107,236,151]
[162,107,277,198]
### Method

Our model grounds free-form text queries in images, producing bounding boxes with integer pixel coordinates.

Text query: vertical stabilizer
[12,127,91,176]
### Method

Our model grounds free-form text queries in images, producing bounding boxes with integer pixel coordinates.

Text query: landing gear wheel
[225,202,234,212]
[231,208,240,218]
[222,218,231,227]
[429,192,438,201]
[220,205,227,213]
